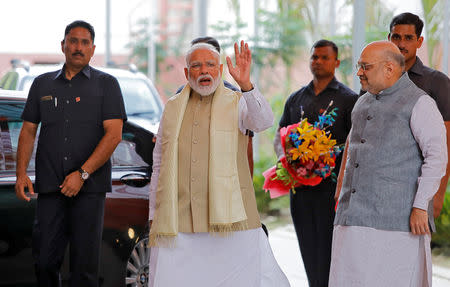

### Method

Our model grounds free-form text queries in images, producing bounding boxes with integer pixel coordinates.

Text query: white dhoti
[149,228,290,287]
[329,225,431,287]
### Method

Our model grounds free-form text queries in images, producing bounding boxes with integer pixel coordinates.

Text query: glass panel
[0,102,37,171]
[0,72,19,90]
[19,75,36,92]
[116,78,162,119]
[111,121,154,169]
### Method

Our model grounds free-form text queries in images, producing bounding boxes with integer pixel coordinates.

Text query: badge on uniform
[41,95,53,101]
[76,97,81,102]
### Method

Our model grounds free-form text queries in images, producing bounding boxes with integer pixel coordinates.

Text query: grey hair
[185,43,220,66]
[385,50,405,72]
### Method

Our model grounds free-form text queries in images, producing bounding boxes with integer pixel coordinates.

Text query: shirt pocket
[39,96,59,124]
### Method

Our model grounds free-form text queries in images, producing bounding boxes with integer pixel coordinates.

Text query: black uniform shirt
[22,65,127,193]
[408,57,450,121]
[279,77,357,193]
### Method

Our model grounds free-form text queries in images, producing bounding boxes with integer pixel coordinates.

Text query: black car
[0,90,154,286]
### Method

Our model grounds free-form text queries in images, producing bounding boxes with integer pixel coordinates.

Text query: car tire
[125,236,150,287]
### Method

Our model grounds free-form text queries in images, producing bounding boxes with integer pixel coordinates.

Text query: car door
[98,120,154,287]
[0,99,37,285]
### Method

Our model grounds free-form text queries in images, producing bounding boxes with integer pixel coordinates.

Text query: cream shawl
[149,81,248,246]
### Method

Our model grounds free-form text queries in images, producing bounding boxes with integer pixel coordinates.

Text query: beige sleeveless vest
[149,81,261,246]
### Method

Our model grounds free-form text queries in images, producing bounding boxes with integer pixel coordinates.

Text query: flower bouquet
[263,102,343,198]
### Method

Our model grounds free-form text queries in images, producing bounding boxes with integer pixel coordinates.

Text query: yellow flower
[301,139,314,158]
[323,154,334,165]
[296,119,313,136]
[310,139,329,161]
[289,148,302,160]
[288,120,339,164]
[301,131,316,144]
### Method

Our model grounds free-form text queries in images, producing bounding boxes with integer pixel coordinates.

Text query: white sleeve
[411,95,447,210]
[148,122,163,220]
[238,85,274,134]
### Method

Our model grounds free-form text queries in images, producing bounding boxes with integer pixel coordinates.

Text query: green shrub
[253,154,273,213]
[252,92,291,215]
[432,190,450,249]
[253,147,290,215]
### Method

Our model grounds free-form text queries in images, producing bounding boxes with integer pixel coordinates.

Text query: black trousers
[290,190,335,287]
[32,192,106,287]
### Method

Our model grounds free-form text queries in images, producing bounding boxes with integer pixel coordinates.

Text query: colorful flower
[263,103,343,198]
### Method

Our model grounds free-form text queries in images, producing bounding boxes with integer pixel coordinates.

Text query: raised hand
[226,40,253,91]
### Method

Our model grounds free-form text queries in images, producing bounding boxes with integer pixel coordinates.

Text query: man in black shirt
[15,21,126,287]
[275,40,357,287]
[387,13,450,219]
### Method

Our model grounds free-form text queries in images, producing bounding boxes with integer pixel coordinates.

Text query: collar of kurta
[149,80,248,247]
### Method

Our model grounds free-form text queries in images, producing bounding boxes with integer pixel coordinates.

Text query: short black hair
[389,13,424,38]
[191,37,221,53]
[64,20,95,42]
[311,39,338,59]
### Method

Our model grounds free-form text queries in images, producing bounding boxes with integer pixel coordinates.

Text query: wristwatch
[78,168,90,181]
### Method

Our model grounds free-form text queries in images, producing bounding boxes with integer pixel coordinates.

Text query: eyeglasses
[355,61,386,71]
[189,61,218,71]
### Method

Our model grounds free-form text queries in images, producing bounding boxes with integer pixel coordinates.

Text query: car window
[0,99,154,173]
[0,72,19,90]
[0,102,36,171]
[19,75,36,92]
[111,121,154,169]
[117,77,162,119]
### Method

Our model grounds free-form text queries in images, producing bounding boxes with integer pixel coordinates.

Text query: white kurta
[148,86,289,286]
[149,228,290,287]
[330,95,447,287]
[330,225,431,287]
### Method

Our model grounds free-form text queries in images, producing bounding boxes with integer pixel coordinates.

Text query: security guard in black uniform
[15,20,127,287]
[275,40,357,287]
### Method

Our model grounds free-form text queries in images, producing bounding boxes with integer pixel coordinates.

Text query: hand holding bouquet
[263,102,343,198]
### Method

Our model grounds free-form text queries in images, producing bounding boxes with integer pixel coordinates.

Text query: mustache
[197,74,213,83]
[398,48,408,53]
[72,52,84,57]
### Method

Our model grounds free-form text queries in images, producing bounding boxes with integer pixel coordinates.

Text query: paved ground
[269,224,450,287]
